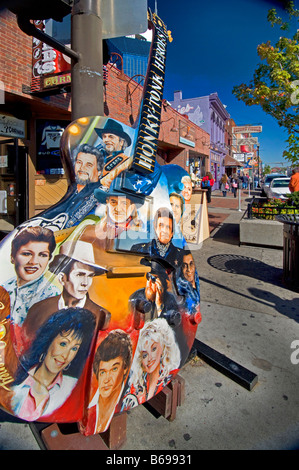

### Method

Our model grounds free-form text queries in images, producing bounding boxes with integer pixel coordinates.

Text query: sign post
[238,186,242,212]
[71,0,104,119]
[71,0,147,121]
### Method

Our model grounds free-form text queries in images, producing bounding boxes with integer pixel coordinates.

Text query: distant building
[170,91,230,189]
[106,35,151,79]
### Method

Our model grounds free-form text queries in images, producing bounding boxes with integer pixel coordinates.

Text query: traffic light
[3,0,73,22]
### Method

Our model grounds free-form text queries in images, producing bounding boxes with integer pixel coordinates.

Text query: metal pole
[14,138,20,226]
[257,144,260,188]
[238,185,242,211]
[71,0,104,120]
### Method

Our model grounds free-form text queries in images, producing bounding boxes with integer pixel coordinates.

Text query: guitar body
[0,11,201,435]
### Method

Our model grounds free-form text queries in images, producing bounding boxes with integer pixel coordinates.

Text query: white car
[267,177,291,200]
[261,173,285,197]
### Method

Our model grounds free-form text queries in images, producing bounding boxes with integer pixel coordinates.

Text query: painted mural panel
[0,10,201,435]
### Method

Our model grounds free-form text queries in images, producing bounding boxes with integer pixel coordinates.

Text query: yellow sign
[44,73,71,89]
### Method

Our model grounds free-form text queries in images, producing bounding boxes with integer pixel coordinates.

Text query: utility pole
[12,0,147,121]
[257,144,260,188]
[71,0,104,120]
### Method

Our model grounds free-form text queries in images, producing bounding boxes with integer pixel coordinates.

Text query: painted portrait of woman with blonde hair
[123,318,181,406]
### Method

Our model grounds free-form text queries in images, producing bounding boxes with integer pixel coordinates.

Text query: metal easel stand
[29,374,186,450]
[29,412,128,451]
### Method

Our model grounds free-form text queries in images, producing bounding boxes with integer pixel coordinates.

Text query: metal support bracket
[17,16,80,62]
[192,338,258,391]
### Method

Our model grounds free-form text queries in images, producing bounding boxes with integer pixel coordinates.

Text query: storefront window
[189,157,202,188]
[36,120,69,174]
[45,16,71,45]
[189,157,203,177]
[0,139,28,232]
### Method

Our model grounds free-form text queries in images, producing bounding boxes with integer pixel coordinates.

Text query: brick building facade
[170,90,230,189]
[0,9,209,234]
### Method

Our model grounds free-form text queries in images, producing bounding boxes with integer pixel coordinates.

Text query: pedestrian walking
[201,171,214,203]
[248,175,253,190]
[220,174,229,197]
[231,173,239,198]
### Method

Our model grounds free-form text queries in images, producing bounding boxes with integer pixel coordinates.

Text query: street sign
[236,137,259,145]
[0,114,26,138]
[232,125,262,134]
[233,153,246,162]
[99,0,148,39]
[246,152,254,159]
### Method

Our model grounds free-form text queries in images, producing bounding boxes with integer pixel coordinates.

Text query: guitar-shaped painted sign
[0,10,201,436]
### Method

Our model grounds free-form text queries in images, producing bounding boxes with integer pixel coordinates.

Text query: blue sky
[147,0,299,166]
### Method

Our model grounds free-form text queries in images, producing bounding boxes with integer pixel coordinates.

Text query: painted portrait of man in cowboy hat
[78,175,144,251]
[129,258,181,327]
[95,119,134,190]
[95,119,132,163]
[23,240,111,342]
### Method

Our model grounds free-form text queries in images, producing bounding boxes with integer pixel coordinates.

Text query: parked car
[267,177,291,200]
[261,173,285,197]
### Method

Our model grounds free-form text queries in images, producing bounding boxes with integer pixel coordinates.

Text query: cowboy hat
[49,240,107,275]
[94,175,145,205]
[94,119,132,147]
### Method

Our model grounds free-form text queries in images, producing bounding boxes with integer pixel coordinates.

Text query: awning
[223,154,244,167]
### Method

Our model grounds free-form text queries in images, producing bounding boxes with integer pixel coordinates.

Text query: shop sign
[232,125,262,134]
[132,12,168,174]
[44,73,71,89]
[246,155,256,167]
[179,136,195,148]
[36,119,69,173]
[35,179,46,186]
[0,155,7,168]
[179,120,195,148]
[246,152,254,159]
[233,153,246,162]
[236,137,258,145]
[240,145,250,153]
[31,20,71,94]
[0,115,26,138]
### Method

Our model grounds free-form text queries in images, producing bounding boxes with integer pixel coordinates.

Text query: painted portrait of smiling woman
[11,307,96,421]
[125,318,181,405]
[2,226,60,329]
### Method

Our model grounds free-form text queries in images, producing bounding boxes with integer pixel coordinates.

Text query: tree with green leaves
[263,164,271,175]
[232,1,299,165]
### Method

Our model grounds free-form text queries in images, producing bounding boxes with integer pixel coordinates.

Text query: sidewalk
[122,189,299,450]
[1,188,299,450]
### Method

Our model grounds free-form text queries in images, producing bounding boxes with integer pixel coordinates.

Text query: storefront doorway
[0,138,28,236]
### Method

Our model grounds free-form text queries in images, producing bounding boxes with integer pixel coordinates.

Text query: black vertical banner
[131,11,168,175]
